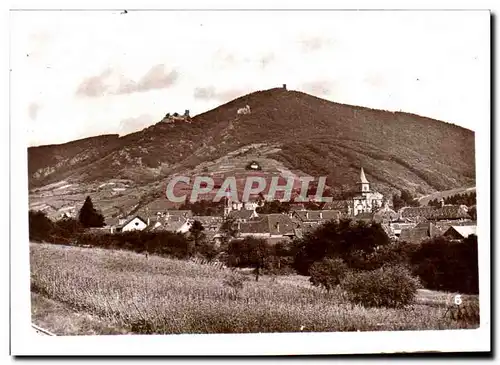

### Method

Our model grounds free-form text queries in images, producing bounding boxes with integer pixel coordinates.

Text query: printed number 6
[454,294,462,305]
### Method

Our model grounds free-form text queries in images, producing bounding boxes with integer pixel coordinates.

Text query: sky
[10,10,489,147]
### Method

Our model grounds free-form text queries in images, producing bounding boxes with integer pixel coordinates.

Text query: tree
[227,237,272,281]
[309,258,348,292]
[393,189,419,211]
[412,235,478,294]
[220,217,238,245]
[188,220,205,254]
[428,198,441,208]
[256,200,291,214]
[52,217,84,243]
[29,210,54,242]
[468,206,477,220]
[78,196,105,228]
[293,219,390,275]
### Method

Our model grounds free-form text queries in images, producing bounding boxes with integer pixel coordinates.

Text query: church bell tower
[358,167,370,195]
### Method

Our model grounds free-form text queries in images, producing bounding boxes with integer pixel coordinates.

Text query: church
[352,167,384,216]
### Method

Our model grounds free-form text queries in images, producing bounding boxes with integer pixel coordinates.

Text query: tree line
[427,192,476,208]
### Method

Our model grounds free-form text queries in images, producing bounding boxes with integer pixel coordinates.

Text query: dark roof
[354,212,375,222]
[399,205,469,220]
[434,220,476,229]
[443,225,477,239]
[165,210,193,218]
[137,200,177,216]
[192,216,223,224]
[119,215,147,228]
[153,219,188,232]
[228,210,256,220]
[399,222,446,243]
[239,214,296,236]
[266,236,292,245]
[292,210,341,222]
[431,205,470,220]
[192,216,222,231]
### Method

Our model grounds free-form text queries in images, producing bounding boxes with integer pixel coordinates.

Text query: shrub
[197,241,221,262]
[222,272,248,300]
[444,296,480,325]
[293,219,390,275]
[309,258,347,292]
[345,241,418,271]
[29,210,54,242]
[75,231,192,259]
[341,265,421,308]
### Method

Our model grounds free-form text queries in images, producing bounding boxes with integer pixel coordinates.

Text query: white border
[7,1,492,356]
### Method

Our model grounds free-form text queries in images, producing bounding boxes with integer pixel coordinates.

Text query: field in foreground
[30,243,479,335]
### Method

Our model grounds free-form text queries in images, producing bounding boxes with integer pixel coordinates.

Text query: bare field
[30,242,479,335]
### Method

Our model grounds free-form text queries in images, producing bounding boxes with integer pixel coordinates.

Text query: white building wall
[122,217,148,232]
[177,220,193,233]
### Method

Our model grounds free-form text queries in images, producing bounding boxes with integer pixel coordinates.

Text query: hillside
[27,87,475,219]
[28,134,121,188]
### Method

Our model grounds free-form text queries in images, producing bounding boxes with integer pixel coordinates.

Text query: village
[94,167,476,247]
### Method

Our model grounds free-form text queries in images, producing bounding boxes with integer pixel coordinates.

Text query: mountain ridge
[28,87,475,214]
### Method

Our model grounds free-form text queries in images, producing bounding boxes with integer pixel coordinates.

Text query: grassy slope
[32,293,129,335]
[30,243,479,335]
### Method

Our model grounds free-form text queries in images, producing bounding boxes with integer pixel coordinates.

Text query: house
[192,216,223,232]
[389,222,418,237]
[443,225,477,240]
[322,200,351,216]
[245,160,261,170]
[398,206,435,222]
[118,216,148,232]
[228,209,259,223]
[163,210,193,220]
[230,200,259,211]
[399,221,448,244]
[433,220,477,232]
[143,218,163,232]
[238,214,297,243]
[142,210,195,233]
[136,200,179,217]
[399,204,470,222]
[354,212,375,223]
[291,209,341,228]
[152,218,193,233]
[352,168,384,216]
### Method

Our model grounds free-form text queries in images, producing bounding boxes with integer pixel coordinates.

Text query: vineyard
[30,243,479,335]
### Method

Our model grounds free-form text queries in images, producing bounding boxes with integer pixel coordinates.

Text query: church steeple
[358,167,370,193]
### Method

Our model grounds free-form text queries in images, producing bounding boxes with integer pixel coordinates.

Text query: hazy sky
[10,10,489,146]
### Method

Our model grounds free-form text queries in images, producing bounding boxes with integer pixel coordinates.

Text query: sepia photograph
[9,5,491,356]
